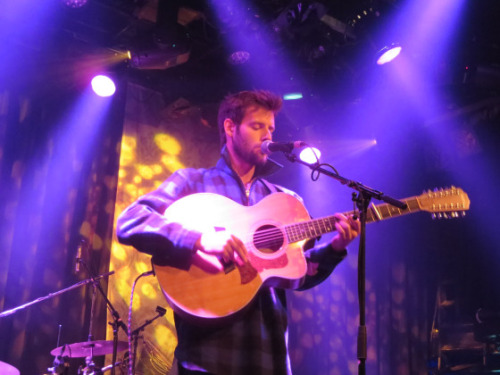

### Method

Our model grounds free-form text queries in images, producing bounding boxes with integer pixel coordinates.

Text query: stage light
[129,48,190,70]
[283,92,303,100]
[91,75,116,97]
[376,44,402,65]
[62,0,88,8]
[299,147,321,164]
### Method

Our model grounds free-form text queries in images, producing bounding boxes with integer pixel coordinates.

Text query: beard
[233,128,267,167]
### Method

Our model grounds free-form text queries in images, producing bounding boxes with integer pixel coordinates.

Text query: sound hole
[253,225,284,253]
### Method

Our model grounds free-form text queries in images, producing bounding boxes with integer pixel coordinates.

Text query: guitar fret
[307,224,313,238]
[286,224,297,243]
[284,189,468,243]
[406,199,419,211]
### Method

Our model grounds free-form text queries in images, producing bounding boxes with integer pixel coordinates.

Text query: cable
[311,162,339,181]
[127,270,155,375]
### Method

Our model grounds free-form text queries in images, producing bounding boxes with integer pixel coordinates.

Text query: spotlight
[299,147,321,164]
[62,0,88,8]
[376,44,402,65]
[283,92,303,100]
[91,75,116,97]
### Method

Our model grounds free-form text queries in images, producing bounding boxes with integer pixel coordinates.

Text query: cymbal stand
[48,325,69,374]
[78,345,96,375]
[79,273,98,375]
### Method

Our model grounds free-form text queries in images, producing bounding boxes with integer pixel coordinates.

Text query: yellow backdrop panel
[108,83,219,374]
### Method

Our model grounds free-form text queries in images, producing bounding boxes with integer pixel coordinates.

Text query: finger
[226,239,244,266]
[338,218,359,243]
[231,235,248,263]
[222,243,232,263]
[334,214,348,239]
[338,213,360,239]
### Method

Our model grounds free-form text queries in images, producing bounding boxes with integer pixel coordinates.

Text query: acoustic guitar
[153,187,470,322]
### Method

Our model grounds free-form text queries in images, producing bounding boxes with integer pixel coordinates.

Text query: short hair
[217,90,283,148]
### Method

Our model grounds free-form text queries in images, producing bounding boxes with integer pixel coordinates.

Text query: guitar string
[251,217,337,237]
[241,200,453,247]
[238,219,339,249]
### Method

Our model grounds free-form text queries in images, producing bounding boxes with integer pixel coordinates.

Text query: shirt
[116,146,347,375]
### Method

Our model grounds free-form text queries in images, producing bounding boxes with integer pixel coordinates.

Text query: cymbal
[50,340,128,358]
[0,361,20,375]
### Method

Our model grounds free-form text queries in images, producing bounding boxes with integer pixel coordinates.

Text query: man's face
[231,106,275,167]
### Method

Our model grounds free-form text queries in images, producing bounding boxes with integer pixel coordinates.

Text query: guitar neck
[285,197,420,243]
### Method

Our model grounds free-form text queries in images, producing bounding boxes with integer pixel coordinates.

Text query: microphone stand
[129,306,167,373]
[284,153,407,375]
[78,259,127,375]
[0,272,114,319]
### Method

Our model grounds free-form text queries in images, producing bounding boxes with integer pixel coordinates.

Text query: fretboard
[285,196,421,243]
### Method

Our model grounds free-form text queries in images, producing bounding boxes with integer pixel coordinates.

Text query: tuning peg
[443,212,449,219]
[461,211,467,217]
[431,213,437,220]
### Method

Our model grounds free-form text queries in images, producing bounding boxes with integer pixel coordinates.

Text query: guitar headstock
[416,186,470,219]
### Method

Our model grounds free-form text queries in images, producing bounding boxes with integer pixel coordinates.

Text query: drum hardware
[50,340,128,358]
[0,270,114,375]
[47,325,70,375]
[0,241,161,375]
[0,360,20,375]
[474,308,500,370]
[69,250,128,375]
[100,361,123,374]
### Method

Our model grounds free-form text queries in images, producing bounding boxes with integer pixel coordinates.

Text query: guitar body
[154,192,310,322]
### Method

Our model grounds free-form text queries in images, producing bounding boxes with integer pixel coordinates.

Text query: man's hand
[331,213,360,251]
[195,232,248,266]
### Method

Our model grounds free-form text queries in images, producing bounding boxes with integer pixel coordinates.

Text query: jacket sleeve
[297,243,347,291]
[116,168,202,268]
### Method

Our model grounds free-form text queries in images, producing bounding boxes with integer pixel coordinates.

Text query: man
[116,90,360,375]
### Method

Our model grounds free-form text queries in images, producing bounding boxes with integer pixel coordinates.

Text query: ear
[224,118,236,140]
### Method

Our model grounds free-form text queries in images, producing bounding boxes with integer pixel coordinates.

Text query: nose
[263,127,272,141]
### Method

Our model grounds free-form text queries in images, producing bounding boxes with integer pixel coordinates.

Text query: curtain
[0,87,125,374]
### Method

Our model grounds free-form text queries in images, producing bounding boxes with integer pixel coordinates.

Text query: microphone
[261,140,306,155]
